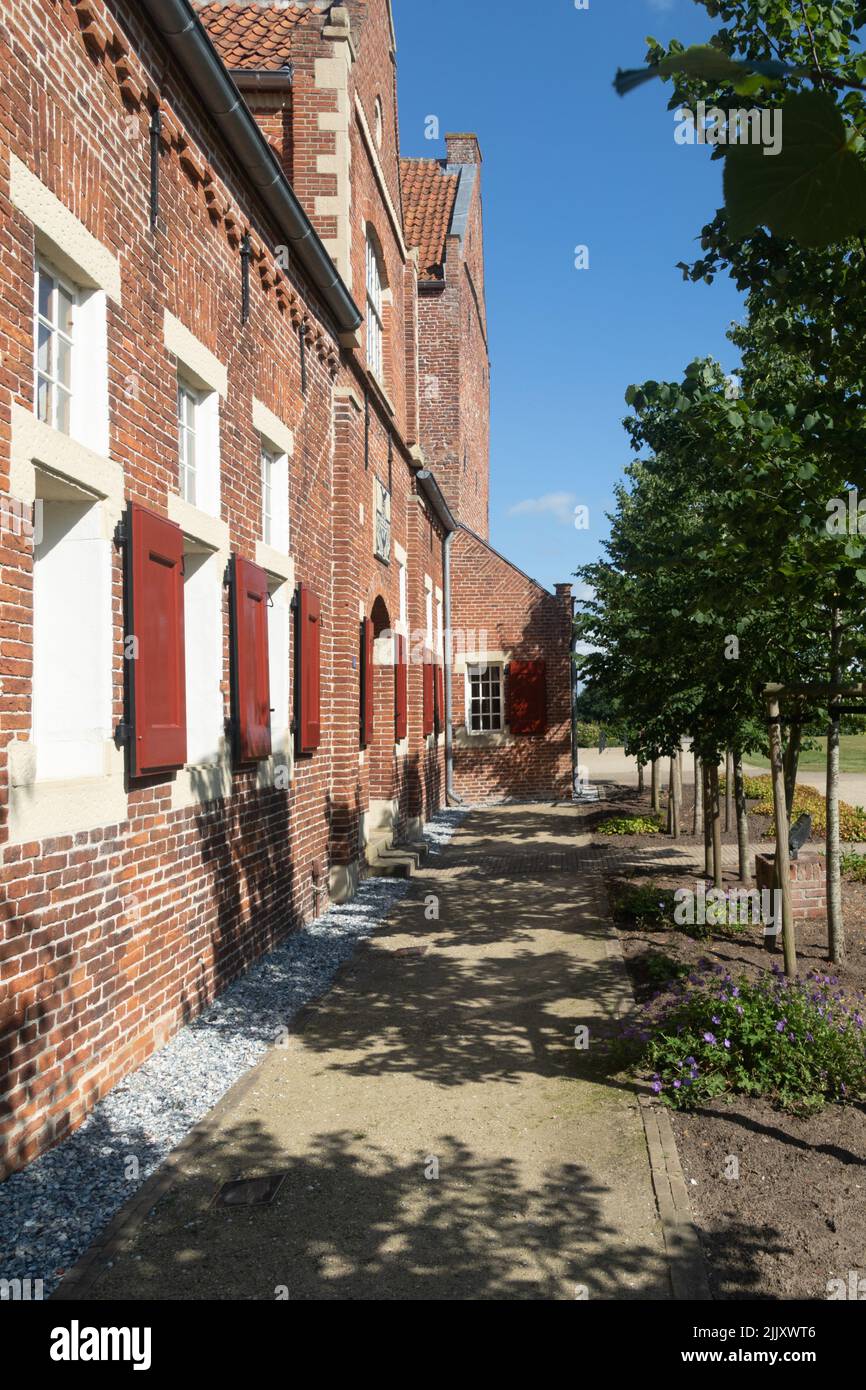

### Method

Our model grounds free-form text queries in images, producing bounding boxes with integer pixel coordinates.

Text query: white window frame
[6,163,123,841]
[366,230,384,381]
[34,259,75,435]
[261,443,277,546]
[424,578,433,658]
[373,473,391,562]
[177,379,200,505]
[253,401,292,558]
[466,662,504,734]
[165,312,224,521]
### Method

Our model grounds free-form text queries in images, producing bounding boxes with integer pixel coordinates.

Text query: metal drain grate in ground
[211,1174,287,1209]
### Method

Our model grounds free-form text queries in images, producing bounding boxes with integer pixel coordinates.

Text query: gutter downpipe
[443,530,463,806]
[570,628,581,800]
[138,0,362,337]
[415,471,463,807]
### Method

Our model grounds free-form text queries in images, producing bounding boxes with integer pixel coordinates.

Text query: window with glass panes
[261,443,278,546]
[177,382,198,505]
[35,263,74,434]
[467,663,503,733]
[365,231,384,381]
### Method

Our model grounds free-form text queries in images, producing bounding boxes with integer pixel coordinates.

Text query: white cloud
[508,491,577,526]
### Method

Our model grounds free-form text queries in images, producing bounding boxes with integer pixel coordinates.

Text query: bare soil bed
[598,786,866,1301]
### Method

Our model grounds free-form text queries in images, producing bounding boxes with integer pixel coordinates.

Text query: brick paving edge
[600,867,712,1302]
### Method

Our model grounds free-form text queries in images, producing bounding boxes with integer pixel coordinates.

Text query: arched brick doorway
[368,596,397,821]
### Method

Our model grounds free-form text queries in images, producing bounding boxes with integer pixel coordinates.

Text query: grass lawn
[746,733,866,773]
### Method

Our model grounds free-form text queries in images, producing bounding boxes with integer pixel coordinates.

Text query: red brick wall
[449,529,573,803]
[415,147,490,540]
[0,0,443,1178]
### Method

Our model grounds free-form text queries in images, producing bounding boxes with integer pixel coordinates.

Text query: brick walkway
[61,803,681,1302]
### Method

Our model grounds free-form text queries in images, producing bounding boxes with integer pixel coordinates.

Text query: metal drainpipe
[570,630,581,799]
[443,529,464,806]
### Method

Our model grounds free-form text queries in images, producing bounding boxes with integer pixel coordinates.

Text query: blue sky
[395,0,746,592]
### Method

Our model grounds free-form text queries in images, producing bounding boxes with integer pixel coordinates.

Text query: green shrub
[613,884,678,927]
[643,952,690,988]
[613,882,750,940]
[841,851,866,882]
[719,773,772,800]
[624,963,866,1112]
[575,721,601,747]
[754,782,866,841]
[597,815,663,836]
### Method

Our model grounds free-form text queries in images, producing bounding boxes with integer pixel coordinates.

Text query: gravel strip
[0,807,469,1295]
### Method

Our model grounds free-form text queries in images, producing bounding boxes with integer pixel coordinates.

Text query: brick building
[0,0,573,1177]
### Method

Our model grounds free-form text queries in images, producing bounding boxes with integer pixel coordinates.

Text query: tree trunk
[669,754,680,839]
[703,761,713,879]
[637,760,645,795]
[651,758,660,813]
[693,751,703,837]
[734,752,750,884]
[709,761,723,890]
[783,721,801,826]
[725,749,733,831]
[827,613,844,963]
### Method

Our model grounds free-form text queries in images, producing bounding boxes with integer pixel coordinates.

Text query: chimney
[445,132,482,166]
[555,582,575,621]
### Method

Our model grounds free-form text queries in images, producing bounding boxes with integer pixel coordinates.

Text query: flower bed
[624,962,866,1112]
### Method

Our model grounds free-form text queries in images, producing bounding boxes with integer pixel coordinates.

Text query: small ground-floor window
[467,663,503,733]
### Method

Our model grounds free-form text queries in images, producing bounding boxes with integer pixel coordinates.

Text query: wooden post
[767,691,796,976]
[733,752,750,884]
[725,749,733,831]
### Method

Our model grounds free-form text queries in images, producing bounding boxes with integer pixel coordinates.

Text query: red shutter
[435,664,445,733]
[422,657,434,736]
[507,659,547,735]
[360,617,375,748]
[296,585,321,754]
[128,502,186,776]
[231,557,271,763]
[395,632,408,741]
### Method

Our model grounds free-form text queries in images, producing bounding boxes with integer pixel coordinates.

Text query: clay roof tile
[400,159,459,279]
[194,2,324,70]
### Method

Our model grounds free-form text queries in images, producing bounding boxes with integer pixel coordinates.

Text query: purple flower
[703,1032,716,1044]
[775,1021,785,1033]
[724,1039,731,1049]
[651,1079,662,1094]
